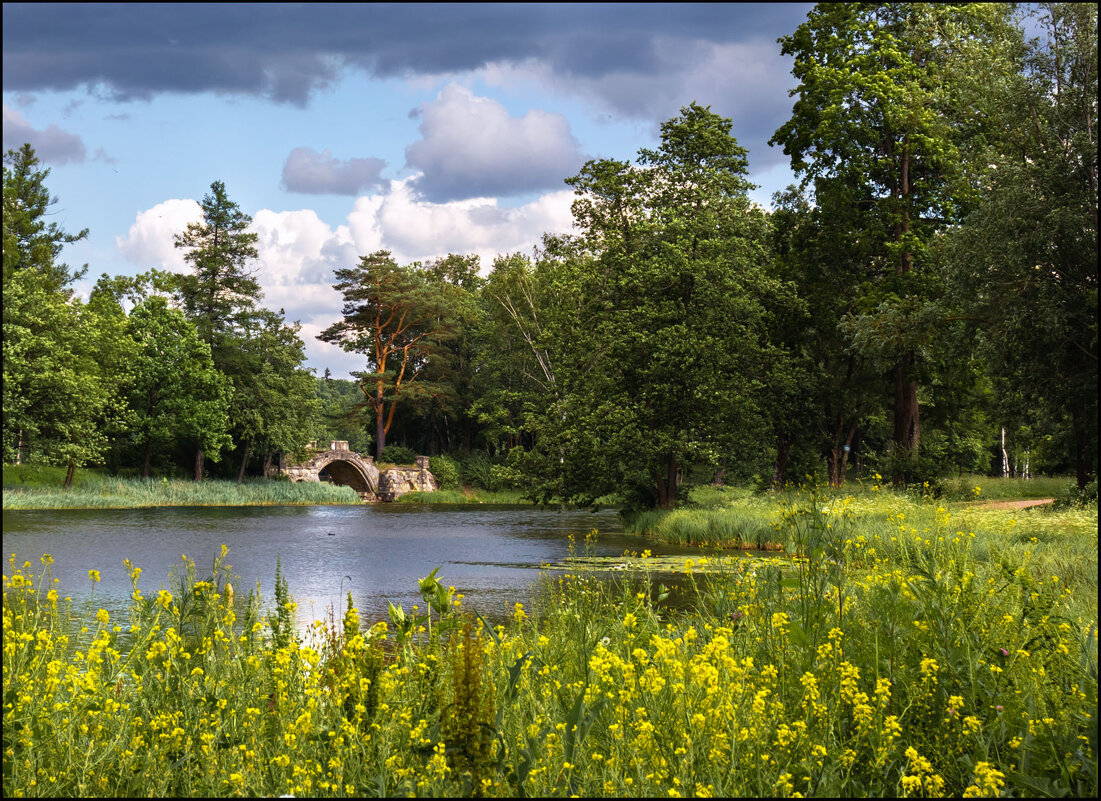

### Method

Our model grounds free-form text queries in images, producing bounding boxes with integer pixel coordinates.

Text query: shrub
[489,463,522,490]
[1054,478,1098,509]
[429,455,461,489]
[461,452,497,490]
[380,445,417,465]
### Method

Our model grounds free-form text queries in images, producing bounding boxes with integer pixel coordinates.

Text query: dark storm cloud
[281,147,387,195]
[2,104,86,164]
[3,3,810,102]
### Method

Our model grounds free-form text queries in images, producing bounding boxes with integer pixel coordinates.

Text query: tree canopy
[1,3,1095,498]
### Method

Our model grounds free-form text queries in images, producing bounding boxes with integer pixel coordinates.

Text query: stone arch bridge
[278,441,437,502]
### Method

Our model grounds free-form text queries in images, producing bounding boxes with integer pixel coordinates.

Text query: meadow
[3,482,1097,797]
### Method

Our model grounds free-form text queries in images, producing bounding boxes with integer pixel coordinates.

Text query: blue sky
[3,3,811,378]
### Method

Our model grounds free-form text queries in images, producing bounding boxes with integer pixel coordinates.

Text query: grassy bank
[3,464,361,509]
[395,488,533,504]
[4,485,1096,797]
[629,485,1098,618]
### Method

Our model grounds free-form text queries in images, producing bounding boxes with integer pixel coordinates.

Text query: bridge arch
[281,441,379,501]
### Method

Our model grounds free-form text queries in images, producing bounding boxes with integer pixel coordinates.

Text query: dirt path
[972,498,1055,511]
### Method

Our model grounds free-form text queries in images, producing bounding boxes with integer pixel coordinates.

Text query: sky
[3,2,812,378]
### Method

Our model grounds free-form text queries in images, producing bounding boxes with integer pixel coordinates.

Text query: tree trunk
[16,429,23,465]
[827,448,841,488]
[1001,427,1010,479]
[712,460,727,487]
[237,441,251,484]
[375,391,387,460]
[263,451,274,478]
[664,454,679,508]
[142,440,153,479]
[1072,408,1091,489]
[772,435,791,490]
[63,461,76,490]
[194,448,205,482]
[655,453,679,509]
[892,354,920,484]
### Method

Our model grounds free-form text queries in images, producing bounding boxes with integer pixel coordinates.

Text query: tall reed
[2,476,360,509]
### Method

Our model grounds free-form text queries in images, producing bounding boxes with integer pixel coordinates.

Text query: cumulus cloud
[404,85,585,202]
[115,179,577,377]
[2,104,86,164]
[479,36,798,172]
[246,188,576,377]
[115,199,203,271]
[281,147,387,196]
[348,177,576,267]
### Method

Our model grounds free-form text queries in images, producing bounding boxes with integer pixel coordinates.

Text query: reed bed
[2,475,361,509]
[4,485,1096,797]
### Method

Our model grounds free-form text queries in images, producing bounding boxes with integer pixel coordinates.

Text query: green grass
[396,487,533,504]
[3,463,120,490]
[3,464,361,509]
[625,503,782,549]
[937,474,1074,501]
[630,480,1098,610]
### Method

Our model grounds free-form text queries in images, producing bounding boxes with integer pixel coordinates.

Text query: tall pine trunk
[375,381,387,460]
[376,410,386,460]
[194,448,204,482]
[63,461,76,490]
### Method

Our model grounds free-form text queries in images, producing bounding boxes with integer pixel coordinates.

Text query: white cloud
[2,103,87,164]
[250,208,357,288]
[405,84,585,201]
[477,36,797,172]
[116,179,577,378]
[348,177,576,268]
[115,198,203,271]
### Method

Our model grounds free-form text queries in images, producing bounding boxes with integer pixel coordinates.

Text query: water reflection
[3,504,699,627]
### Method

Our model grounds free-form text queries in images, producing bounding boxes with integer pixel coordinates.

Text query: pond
[2,504,703,627]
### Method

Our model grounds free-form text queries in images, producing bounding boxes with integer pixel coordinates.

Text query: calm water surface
[3,504,693,625]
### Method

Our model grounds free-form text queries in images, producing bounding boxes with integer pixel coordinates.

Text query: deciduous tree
[946,2,1098,487]
[522,104,789,508]
[120,295,232,478]
[772,3,1021,483]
